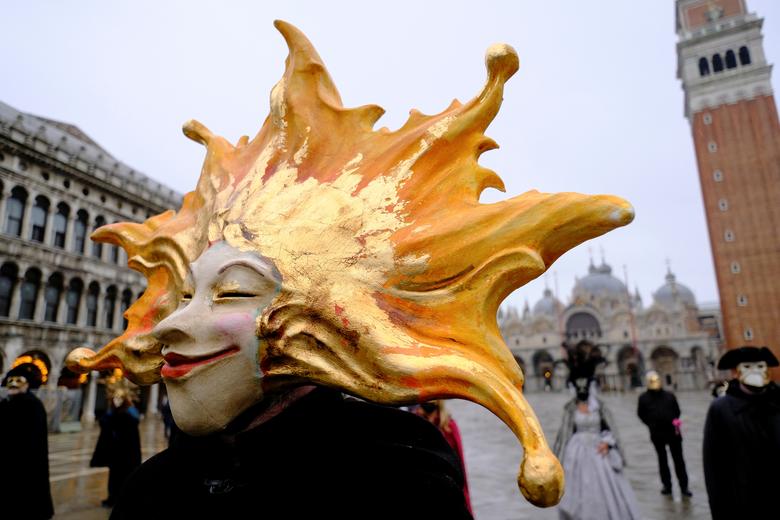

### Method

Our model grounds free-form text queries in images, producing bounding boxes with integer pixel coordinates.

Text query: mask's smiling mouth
[162,346,241,379]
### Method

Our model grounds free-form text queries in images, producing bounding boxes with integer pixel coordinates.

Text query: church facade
[499,260,722,391]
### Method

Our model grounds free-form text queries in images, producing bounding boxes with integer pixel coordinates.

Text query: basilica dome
[653,270,696,308]
[533,288,563,317]
[573,261,627,298]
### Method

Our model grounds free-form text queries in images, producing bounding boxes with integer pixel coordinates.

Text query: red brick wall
[691,95,780,375]
[683,0,746,30]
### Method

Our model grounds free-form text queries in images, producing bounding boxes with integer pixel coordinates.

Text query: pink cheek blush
[214,312,256,341]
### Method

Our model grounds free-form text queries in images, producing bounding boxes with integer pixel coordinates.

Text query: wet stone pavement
[49,391,712,519]
[450,390,712,520]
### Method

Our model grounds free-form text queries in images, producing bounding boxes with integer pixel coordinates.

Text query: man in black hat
[702,346,780,520]
[0,364,54,519]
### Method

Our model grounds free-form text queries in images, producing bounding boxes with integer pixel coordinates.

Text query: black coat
[637,389,681,441]
[0,392,54,520]
[110,388,472,520]
[703,380,780,519]
[91,407,142,471]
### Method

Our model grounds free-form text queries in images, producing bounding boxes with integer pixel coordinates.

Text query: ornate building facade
[499,259,722,391]
[0,100,180,426]
[676,0,780,373]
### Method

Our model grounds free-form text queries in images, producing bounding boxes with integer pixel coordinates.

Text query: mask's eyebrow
[217,258,281,284]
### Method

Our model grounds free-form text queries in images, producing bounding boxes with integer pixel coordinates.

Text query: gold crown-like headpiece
[67,21,633,506]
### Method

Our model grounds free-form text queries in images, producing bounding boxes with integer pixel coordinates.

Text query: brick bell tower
[676,0,780,372]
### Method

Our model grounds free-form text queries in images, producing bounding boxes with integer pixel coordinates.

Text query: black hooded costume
[702,347,780,519]
[0,365,54,520]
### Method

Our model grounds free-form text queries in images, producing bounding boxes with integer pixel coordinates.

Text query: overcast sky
[4,0,780,311]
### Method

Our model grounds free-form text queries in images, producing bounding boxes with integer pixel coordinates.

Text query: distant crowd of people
[0,344,777,519]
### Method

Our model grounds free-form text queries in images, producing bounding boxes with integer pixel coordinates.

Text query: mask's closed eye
[215,291,257,299]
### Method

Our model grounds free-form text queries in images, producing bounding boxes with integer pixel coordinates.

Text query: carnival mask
[6,376,28,395]
[574,377,590,402]
[646,370,662,390]
[737,361,769,388]
[154,242,280,434]
[66,21,635,507]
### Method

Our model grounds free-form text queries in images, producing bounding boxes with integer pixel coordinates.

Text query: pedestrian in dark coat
[637,370,690,497]
[703,346,780,520]
[0,365,54,520]
[91,385,142,508]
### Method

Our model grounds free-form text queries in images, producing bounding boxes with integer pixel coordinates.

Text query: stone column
[77,286,88,326]
[55,283,68,324]
[33,281,46,322]
[82,371,98,424]
[8,276,22,319]
[95,288,104,329]
[20,196,33,240]
[64,213,76,251]
[43,205,55,246]
[0,188,6,232]
[146,383,159,416]
[48,360,62,388]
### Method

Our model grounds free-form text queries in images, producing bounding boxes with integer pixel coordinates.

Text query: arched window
[65,278,83,325]
[73,209,89,254]
[43,273,63,322]
[5,186,28,236]
[120,289,133,330]
[104,285,117,329]
[92,216,106,259]
[30,195,50,242]
[18,268,41,320]
[698,57,710,76]
[111,245,120,264]
[725,50,737,69]
[739,46,751,65]
[0,263,19,317]
[52,202,70,248]
[86,282,100,326]
[712,53,724,73]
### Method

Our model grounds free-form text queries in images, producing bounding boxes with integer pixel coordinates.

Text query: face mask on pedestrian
[112,396,126,409]
[736,361,769,388]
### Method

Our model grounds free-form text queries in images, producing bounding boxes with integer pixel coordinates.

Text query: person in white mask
[703,346,780,520]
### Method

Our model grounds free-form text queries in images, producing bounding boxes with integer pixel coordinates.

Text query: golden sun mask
[66,21,633,506]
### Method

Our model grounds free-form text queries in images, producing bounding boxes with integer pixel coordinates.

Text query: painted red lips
[161,346,241,379]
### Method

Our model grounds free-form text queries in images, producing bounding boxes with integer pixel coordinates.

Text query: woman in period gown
[553,378,641,520]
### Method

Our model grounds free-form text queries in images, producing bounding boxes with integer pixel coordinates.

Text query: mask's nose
[153,304,198,350]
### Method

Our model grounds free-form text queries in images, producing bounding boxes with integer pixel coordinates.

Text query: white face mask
[737,361,769,388]
[112,396,125,408]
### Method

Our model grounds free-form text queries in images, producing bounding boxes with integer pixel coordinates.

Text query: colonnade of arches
[698,46,751,76]
[0,260,141,331]
[0,179,124,264]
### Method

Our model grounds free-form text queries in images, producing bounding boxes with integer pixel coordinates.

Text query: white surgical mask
[113,396,125,408]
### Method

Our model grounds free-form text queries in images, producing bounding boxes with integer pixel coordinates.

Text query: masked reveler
[703,346,780,520]
[0,365,54,520]
[90,376,142,508]
[637,370,691,498]
[553,353,640,520]
[65,21,634,519]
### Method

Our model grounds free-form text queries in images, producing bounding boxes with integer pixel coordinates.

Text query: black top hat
[717,346,779,370]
